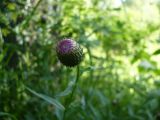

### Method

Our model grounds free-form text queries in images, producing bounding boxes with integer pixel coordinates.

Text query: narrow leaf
[25,86,65,110]
[55,80,74,97]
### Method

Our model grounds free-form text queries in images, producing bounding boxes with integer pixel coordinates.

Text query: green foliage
[0,0,160,120]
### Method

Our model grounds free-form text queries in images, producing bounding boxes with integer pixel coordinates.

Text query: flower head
[56,39,83,67]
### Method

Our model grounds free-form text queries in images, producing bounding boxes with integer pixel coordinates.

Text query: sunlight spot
[129,88,134,94]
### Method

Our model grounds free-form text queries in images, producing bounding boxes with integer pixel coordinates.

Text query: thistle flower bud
[56,39,83,67]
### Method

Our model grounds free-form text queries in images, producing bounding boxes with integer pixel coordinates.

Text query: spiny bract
[56,39,83,67]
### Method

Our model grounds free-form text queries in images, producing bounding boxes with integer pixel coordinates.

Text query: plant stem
[0,28,4,50]
[22,0,43,29]
[86,46,93,88]
[63,65,80,120]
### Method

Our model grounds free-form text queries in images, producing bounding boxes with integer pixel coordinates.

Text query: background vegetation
[0,0,160,120]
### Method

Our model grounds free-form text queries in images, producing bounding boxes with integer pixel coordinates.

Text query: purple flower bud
[56,39,83,67]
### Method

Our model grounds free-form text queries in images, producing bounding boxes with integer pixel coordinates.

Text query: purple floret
[56,39,76,54]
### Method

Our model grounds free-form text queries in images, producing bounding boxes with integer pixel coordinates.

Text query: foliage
[0,0,160,120]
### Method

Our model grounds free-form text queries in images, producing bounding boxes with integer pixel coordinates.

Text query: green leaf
[55,80,75,97]
[1,28,10,36]
[153,49,160,55]
[55,108,64,120]
[25,86,65,111]
[127,106,134,117]
[148,99,159,110]
[0,112,17,120]
[81,66,104,74]
[146,110,154,120]
[139,60,155,70]
[7,3,16,10]
[89,103,102,120]
[95,90,109,106]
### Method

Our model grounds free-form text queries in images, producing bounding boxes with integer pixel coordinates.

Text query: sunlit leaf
[7,3,16,10]
[1,28,10,36]
[139,60,155,70]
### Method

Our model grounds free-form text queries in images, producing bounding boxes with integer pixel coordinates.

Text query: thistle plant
[56,38,83,119]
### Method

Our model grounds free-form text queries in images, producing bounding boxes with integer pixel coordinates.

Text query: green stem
[21,0,43,29]
[63,65,80,120]
[86,46,93,87]
[0,28,4,50]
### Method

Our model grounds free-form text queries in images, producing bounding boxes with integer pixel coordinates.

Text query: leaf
[0,112,17,120]
[25,86,65,110]
[1,28,10,36]
[55,80,75,97]
[127,106,134,117]
[81,66,104,74]
[153,49,160,55]
[139,60,155,70]
[88,103,102,120]
[7,3,16,10]
[148,99,159,110]
[95,90,109,106]
[55,108,64,120]
[146,110,154,120]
